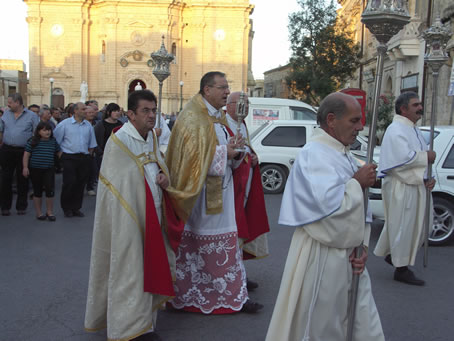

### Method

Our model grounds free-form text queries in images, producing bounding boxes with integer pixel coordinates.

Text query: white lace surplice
[170,110,248,314]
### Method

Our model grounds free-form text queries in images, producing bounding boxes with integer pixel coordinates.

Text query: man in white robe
[225,92,270,292]
[266,92,384,341]
[166,72,262,314]
[153,113,171,153]
[374,91,436,286]
[85,90,178,341]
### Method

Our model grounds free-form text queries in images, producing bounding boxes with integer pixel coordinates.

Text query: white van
[244,97,317,133]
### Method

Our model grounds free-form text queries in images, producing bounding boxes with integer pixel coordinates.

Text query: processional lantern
[347,2,411,341]
[421,15,451,268]
[150,36,175,127]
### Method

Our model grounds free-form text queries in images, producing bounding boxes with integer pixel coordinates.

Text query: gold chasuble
[85,125,176,341]
[166,94,227,221]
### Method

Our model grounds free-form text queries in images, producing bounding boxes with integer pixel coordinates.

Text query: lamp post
[150,36,174,128]
[179,81,184,112]
[421,16,450,267]
[49,78,54,107]
[347,2,410,340]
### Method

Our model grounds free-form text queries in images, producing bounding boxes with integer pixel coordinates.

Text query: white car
[251,120,373,194]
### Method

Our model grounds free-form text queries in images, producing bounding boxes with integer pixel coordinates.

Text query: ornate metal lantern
[421,16,451,268]
[150,36,175,127]
[347,2,411,340]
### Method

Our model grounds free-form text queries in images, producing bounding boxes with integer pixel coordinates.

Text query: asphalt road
[1,175,453,341]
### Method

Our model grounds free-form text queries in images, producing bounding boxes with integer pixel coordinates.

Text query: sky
[0,0,300,80]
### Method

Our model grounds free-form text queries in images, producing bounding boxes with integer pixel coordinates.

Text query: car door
[435,135,454,195]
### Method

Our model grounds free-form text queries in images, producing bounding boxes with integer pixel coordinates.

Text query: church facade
[24,0,255,112]
[337,0,454,125]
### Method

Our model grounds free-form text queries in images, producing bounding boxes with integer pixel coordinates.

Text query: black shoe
[47,214,56,222]
[64,210,74,218]
[241,300,264,313]
[37,214,47,221]
[132,332,162,341]
[1,209,11,216]
[73,210,85,217]
[394,268,425,286]
[17,210,26,215]
[385,255,393,266]
[246,278,259,291]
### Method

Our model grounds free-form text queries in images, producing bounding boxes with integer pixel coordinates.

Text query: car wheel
[260,164,287,194]
[429,197,454,246]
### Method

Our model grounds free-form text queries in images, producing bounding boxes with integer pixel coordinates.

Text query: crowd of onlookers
[0,93,177,221]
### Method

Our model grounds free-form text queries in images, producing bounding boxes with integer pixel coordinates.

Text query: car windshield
[250,121,270,140]
[420,129,440,144]
[290,106,317,120]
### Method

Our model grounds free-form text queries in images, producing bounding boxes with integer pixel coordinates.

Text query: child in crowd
[22,121,62,221]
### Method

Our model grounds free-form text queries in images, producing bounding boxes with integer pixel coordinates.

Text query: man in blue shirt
[54,102,97,217]
[0,93,39,216]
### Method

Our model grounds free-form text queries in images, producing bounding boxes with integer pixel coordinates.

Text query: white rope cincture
[302,247,328,341]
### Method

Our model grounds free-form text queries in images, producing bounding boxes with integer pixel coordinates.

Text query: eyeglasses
[209,85,230,91]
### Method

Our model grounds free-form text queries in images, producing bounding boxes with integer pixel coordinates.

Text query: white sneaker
[87,190,96,196]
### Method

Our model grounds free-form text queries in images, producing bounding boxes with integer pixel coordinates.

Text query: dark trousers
[0,145,28,211]
[30,168,55,198]
[86,155,98,191]
[60,153,90,212]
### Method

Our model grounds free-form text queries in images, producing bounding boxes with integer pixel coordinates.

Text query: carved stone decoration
[132,50,142,61]
[119,50,148,67]
[26,17,43,24]
[120,58,129,67]
[131,31,145,46]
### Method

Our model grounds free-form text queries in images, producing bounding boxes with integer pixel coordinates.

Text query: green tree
[287,0,361,105]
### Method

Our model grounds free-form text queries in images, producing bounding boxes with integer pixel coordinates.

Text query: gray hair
[39,105,50,117]
[395,91,419,115]
[8,93,23,105]
[317,92,350,126]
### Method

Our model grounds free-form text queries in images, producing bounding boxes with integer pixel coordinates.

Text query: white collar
[121,121,152,143]
[393,114,416,127]
[311,127,350,154]
[202,97,221,118]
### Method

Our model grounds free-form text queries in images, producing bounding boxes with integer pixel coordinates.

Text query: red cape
[225,125,270,259]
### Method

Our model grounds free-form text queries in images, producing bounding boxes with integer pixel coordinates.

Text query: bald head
[318,92,363,146]
[226,91,249,120]
[317,92,359,127]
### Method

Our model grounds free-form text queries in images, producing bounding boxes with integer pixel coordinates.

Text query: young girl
[23,121,62,221]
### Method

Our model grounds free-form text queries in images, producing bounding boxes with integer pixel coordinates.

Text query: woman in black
[93,103,123,169]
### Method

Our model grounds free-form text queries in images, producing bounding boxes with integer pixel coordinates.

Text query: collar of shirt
[70,116,89,126]
[202,97,221,118]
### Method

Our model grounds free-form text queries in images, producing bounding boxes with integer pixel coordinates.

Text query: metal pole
[423,69,438,267]
[180,83,183,111]
[157,80,163,131]
[346,42,387,341]
[50,82,53,107]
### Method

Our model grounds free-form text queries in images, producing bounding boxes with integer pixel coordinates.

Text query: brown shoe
[241,300,264,313]
[1,209,11,216]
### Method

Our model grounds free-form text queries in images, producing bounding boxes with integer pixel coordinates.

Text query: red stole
[225,124,270,258]
[143,178,184,296]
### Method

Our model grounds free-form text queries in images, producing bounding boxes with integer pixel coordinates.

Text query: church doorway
[52,88,65,109]
[129,79,146,95]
